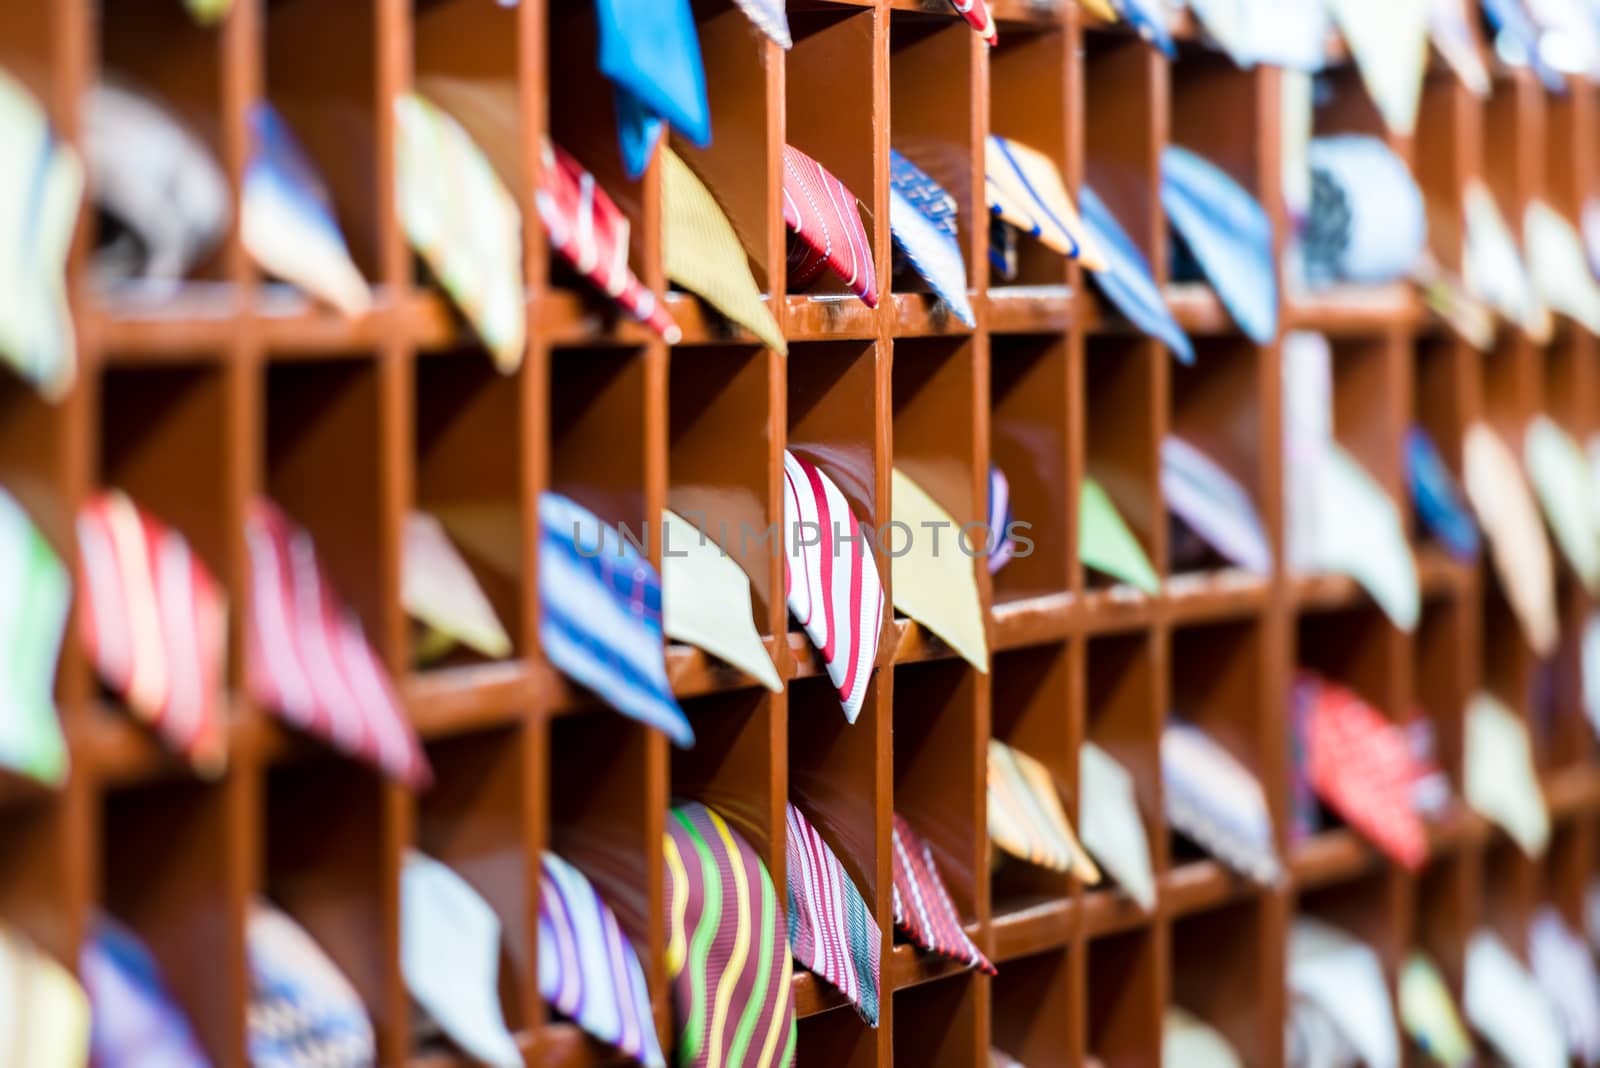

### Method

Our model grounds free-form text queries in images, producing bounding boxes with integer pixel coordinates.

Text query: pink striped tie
[782,144,878,306]
[949,0,998,44]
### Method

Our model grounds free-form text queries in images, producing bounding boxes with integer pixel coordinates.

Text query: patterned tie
[247,901,376,1068]
[891,813,993,974]
[783,450,886,723]
[1524,414,1600,593]
[1289,918,1401,1068]
[785,802,881,1026]
[1399,953,1472,1068]
[1161,437,1272,574]
[82,916,210,1068]
[1465,691,1550,857]
[539,852,664,1068]
[1462,180,1551,341]
[664,801,797,1068]
[1464,422,1558,656]
[77,490,229,774]
[1466,931,1568,1068]
[1529,907,1600,1064]
[988,465,1014,576]
[891,468,988,672]
[244,498,432,788]
[1303,136,1427,289]
[1078,742,1156,910]
[661,147,787,354]
[1404,427,1479,562]
[394,91,525,373]
[1114,0,1175,55]
[594,0,711,178]
[985,134,1106,269]
[888,149,976,328]
[0,71,81,400]
[402,510,512,663]
[537,492,693,747]
[0,925,90,1067]
[1078,184,1193,364]
[733,0,792,47]
[243,102,371,319]
[989,216,1018,280]
[537,140,681,344]
[1301,673,1427,870]
[987,738,1100,881]
[782,145,878,307]
[0,487,70,786]
[948,0,998,43]
[1080,478,1160,595]
[1313,444,1421,632]
[660,509,783,693]
[1161,146,1277,345]
[1162,721,1282,884]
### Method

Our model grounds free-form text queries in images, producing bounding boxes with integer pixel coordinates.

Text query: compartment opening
[990,333,1072,601]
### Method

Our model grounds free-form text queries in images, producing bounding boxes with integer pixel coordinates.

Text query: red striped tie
[892,814,994,973]
[949,0,997,44]
[245,499,431,788]
[782,144,878,306]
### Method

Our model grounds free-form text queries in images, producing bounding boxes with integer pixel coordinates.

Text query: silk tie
[891,814,993,974]
[664,801,797,1068]
[1114,0,1175,56]
[888,149,976,328]
[1465,931,1568,1068]
[1080,478,1161,595]
[1078,184,1194,363]
[1465,691,1549,857]
[786,802,882,1026]
[247,901,376,1068]
[77,490,229,774]
[891,468,988,672]
[1303,136,1427,289]
[1161,437,1272,574]
[1161,146,1278,344]
[783,450,886,723]
[185,0,230,22]
[1525,415,1600,594]
[0,487,70,786]
[988,465,1015,575]
[244,497,432,788]
[659,509,783,693]
[987,738,1100,881]
[1161,721,1282,884]
[1481,0,1566,91]
[82,916,210,1068]
[1404,426,1479,562]
[661,147,787,354]
[948,0,998,44]
[537,140,681,343]
[1289,918,1401,1068]
[1079,742,1156,910]
[537,492,694,748]
[1428,0,1490,95]
[594,0,711,178]
[1325,0,1427,135]
[1399,952,1472,1068]
[1526,200,1600,336]
[539,852,665,1068]
[1464,421,1558,656]
[782,144,878,306]
[402,510,512,663]
[1463,180,1551,342]
[1163,1007,1243,1068]
[1530,907,1600,1064]
[0,925,90,1067]
[734,0,792,48]
[985,135,1106,269]
[1311,444,1421,632]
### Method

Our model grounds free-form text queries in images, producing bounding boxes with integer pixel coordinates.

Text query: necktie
[1113,0,1175,53]
[1079,742,1156,910]
[891,468,988,672]
[1529,907,1600,1065]
[782,145,878,306]
[988,466,1015,575]
[1161,146,1278,345]
[1077,0,1117,18]
[1078,184,1194,364]
[185,0,230,22]
[661,147,787,354]
[891,814,993,974]
[1162,1007,1243,1068]
[0,71,81,400]
[537,140,682,344]
[1465,691,1550,857]
[948,0,998,44]
[990,1049,1025,1068]
[1414,253,1496,350]
[0,487,70,786]
[888,149,976,328]
[243,102,372,318]
[785,802,881,1027]
[594,0,711,178]
[989,216,1019,280]
[1428,0,1490,94]
[1289,918,1401,1068]
[77,490,229,774]
[1080,478,1161,595]
[1527,201,1600,335]
[1525,415,1600,594]
[0,925,90,1067]
[1404,426,1479,562]
[1183,0,1255,65]
[987,738,1100,881]
[1303,136,1427,289]
[1325,0,1428,135]
[1482,0,1570,91]
[244,497,432,788]
[659,509,783,693]
[664,801,797,1068]
[1464,180,1551,343]
[537,492,694,748]
[1311,444,1420,631]
[401,852,523,1068]
[539,852,664,1068]
[1466,931,1568,1068]
[82,916,211,1068]
[733,0,792,47]
[246,901,376,1068]
[1585,613,1600,740]
[1161,437,1272,574]
[394,91,526,373]
[402,510,512,662]
[1282,332,1332,573]
[985,135,1107,269]
[783,450,885,723]
[1464,421,1558,656]
[1302,673,1427,870]
[1399,952,1473,1068]
[1161,721,1282,884]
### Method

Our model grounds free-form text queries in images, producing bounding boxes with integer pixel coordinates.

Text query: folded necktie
[402,510,512,662]
[1465,691,1549,857]
[1465,931,1567,1068]
[1289,918,1401,1068]
[1464,421,1558,656]
[986,135,1107,269]
[1077,0,1118,18]
[1161,436,1272,574]
[888,149,976,328]
[734,0,792,47]
[784,450,885,723]
[1529,907,1600,1065]
[786,802,881,1026]
[82,916,210,1068]
[891,468,988,672]
[395,92,526,373]
[0,925,90,1067]
[1413,253,1496,350]
[1079,742,1156,910]
[244,498,432,788]
[537,140,681,343]
[595,0,711,178]
[1282,331,1332,573]
[1078,184,1193,363]
[1302,673,1427,870]
[0,71,81,399]
[783,144,878,306]
[1326,0,1428,136]
[247,900,376,1068]
[1161,720,1282,883]
[891,813,993,974]
[243,103,372,318]
[665,801,796,1068]
[537,492,693,747]
[990,1049,1025,1068]
[539,852,664,1067]
[661,147,787,354]
[1482,0,1573,91]
[1405,426,1480,561]
[987,738,1100,881]
[1311,444,1420,631]
[1525,415,1600,593]
[1526,0,1600,72]
[988,465,1015,575]
[1400,952,1473,1068]
[1161,146,1278,344]
[989,216,1019,280]
[1184,0,1256,65]
[1163,1007,1243,1068]
[185,0,230,21]
[1428,0,1490,95]
[1287,677,1320,842]
[1114,0,1176,55]
[1303,136,1427,288]
[1526,200,1600,335]
[1080,477,1161,594]
[949,0,999,43]
[77,490,228,773]
[660,509,783,692]
[0,488,70,785]
[1464,180,1551,343]
[401,851,523,1068]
